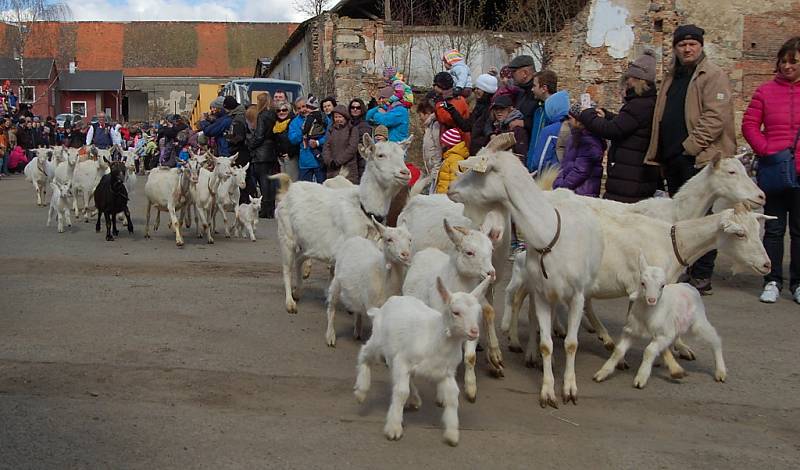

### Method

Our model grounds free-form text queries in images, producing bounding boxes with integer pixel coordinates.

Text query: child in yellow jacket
[435,128,469,193]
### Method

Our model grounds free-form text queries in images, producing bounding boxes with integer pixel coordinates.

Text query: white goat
[273,134,412,314]
[188,154,233,244]
[53,148,78,186]
[325,219,412,347]
[24,154,55,206]
[143,165,193,246]
[211,162,249,238]
[593,253,727,388]
[46,181,74,233]
[354,277,491,446]
[402,219,496,403]
[233,196,262,241]
[71,157,110,222]
[450,148,604,407]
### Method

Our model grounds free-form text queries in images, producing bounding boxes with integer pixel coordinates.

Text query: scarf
[273,118,290,134]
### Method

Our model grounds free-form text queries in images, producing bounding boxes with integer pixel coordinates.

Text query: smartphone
[580,93,592,110]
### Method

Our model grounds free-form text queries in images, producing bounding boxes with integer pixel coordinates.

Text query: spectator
[442,49,473,97]
[435,128,469,194]
[366,86,410,142]
[223,96,249,168]
[348,98,372,140]
[250,93,279,218]
[487,95,529,162]
[323,105,360,184]
[321,96,337,124]
[273,89,288,106]
[578,50,660,203]
[470,73,498,154]
[276,99,300,181]
[202,96,231,156]
[289,96,327,183]
[507,55,540,135]
[742,36,800,304]
[372,125,389,142]
[7,145,27,173]
[553,103,607,197]
[85,112,113,149]
[527,90,569,175]
[418,99,442,193]
[644,24,736,295]
[524,70,559,169]
[432,72,470,144]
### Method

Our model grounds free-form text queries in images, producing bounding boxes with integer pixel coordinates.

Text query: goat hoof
[113,230,119,236]
[616,360,630,370]
[383,422,403,441]
[670,369,687,380]
[715,370,727,383]
[106,235,114,241]
[508,344,523,353]
[677,348,696,361]
[207,239,214,244]
[633,376,648,389]
[603,341,616,352]
[442,429,459,447]
[539,395,558,409]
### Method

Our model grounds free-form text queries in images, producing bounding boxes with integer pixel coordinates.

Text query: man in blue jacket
[288,97,327,183]
[527,90,569,174]
[365,86,409,142]
[200,96,231,157]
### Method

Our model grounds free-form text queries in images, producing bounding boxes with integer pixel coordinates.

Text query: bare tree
[1,0,70,98]
[292,0,333,18]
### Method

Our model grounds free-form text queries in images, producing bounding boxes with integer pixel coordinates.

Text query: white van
[220,78,304,107]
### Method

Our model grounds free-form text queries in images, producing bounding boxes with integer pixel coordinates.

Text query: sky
[62,0,314,23]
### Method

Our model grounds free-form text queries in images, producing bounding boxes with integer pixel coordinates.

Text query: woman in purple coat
[553,103,606,197]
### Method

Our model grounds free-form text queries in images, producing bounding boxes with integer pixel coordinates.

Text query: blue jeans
[299,167,325,183]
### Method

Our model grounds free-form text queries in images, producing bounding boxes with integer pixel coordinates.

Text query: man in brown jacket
[644,24,736,294]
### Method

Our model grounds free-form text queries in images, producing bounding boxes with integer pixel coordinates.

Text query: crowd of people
[1,27,797,305]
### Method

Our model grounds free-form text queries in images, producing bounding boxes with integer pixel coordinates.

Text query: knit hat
[306,97,320,109]
[442,49,464,65]
[568,101,583,119]
[383,66,397,80]
[440,128,463,147]
[210,96,225,110]
[331,104,349,119]
[223,96,239,110]
[490,94,514,109]
[626,49,657,82]
[373,125,389,141]
[475,73,498,94]
[378,86,395,99]
[434,71,454,90]
[673,24,705,46]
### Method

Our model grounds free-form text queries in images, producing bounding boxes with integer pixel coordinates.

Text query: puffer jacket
[322,120,360,183]
[527,90,569,173]
[288,114,327,170]
[579,86,661,203]
[435,141,469,194]
[742,74,800,171]
[250,108,278,164]
[553,128,606,197]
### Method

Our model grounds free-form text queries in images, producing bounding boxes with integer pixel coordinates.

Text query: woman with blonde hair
[249,91,279,218]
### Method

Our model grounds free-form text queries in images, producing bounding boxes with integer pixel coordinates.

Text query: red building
[58,70,124,121]
[0,57,58,117]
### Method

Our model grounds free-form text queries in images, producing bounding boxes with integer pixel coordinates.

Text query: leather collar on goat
[360,203,384,224]
[670,225,689,267]
[532,208,561,280]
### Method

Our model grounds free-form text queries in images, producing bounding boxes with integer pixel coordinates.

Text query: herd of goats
[20,133,772,446]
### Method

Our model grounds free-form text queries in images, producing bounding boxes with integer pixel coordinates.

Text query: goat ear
[361,134,375,158]
[711,151,723,169]
[720,211,744,235]
[398,134,414,152]
[371,215,386,236]
[480,217,504,244]
[242,162,250,172]
[443,218,462,247]
[436,277,451,304]
[229,152,239,161]
[754,213,778,222]
[638,250,648,273]
[470,275,492,299]
[102,156,110,165]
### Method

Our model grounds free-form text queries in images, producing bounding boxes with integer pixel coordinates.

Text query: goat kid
[234,196,262,241]
[47,181,74,233]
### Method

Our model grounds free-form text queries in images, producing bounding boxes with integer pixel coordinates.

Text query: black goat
[95,158,133,241]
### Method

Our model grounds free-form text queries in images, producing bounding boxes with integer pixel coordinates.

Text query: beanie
[306,96,320,109]
[442,49,464,65]
[568,102,583,119]
[475,73,498,94]
[373,125,389,140]
[434,71,454,90]
[331,104,349,119]
[223,96,239,111]
[383,66,397,80]
[440,128,463,148]
[673,24,705,46]
[626,49,657,83]
[210,96,225,110]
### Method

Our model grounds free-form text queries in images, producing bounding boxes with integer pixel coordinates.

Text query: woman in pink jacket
[742,36,800,304]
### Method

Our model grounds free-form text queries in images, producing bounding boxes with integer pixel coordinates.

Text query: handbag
[756,127,800,193]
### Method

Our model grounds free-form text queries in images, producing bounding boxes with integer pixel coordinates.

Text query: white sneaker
[760,282,779,303]
[793,287,800,305]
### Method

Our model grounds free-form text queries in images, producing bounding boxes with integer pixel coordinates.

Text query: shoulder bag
[756,127,800,193]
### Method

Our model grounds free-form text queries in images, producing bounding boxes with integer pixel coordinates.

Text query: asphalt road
[1,174,798,469]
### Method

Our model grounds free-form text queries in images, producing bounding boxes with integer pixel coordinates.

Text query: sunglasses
[278,108,290,112]
[350,105,362,110]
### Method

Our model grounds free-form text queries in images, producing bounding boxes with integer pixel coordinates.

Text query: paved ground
[1,174,799,469]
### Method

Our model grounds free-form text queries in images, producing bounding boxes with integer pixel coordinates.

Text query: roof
[58,70,124,91]
[0,58,57,80]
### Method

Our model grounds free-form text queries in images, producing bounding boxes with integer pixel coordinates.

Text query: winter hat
[568,101,584,119]
[626,49,657,83]
[331,104,350,119]
[373,125,389,141]
[378,86,395,99]
[490,94,514,109]
[210,96,225,110]
[673,24,705,46]
[434,71,455,90]
[383,66,397,80]
[306,97,320,110]
[440,128,463,147]
[223,96,239,111]
[442,49,464,65]
[475,73,498,94]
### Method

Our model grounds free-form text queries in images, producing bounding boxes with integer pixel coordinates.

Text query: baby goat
[234,196,262,241]
[47,181,74,233]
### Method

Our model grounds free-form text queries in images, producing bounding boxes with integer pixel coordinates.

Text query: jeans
[664,154,717,279]
[253,162,278,217]
[239,164,258,205]
[299,166,325,183]
[762,187,800,291]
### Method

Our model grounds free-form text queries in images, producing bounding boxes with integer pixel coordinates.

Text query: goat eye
[386,238,393,243]
[466,251,475,257]
[728,171,736,175]
[736,232,746,239]
[452,310,461,316]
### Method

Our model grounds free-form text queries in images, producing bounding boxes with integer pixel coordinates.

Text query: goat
[188,153,234,244]
[325,218,412,347]
[72,156,110,222]
[211,162,248,238]
[354,277,491,446]
[233,196,262,241]
[53,148,78,186]
[46,181,74,233]
[593,252,727,388]
[94,159,133,241]
[143,165,193,246]
[272,134,412,314]
[24,154,55,206]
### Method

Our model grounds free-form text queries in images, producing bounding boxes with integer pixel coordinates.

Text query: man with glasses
[85,112,112,150]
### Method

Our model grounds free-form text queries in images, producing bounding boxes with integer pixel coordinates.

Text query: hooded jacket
[448,61,473,90]
[435,141,470,194]
[289,113,328,170]
[250,108,278,164]
[527,90,569,173]
[225,105,249,166]
[366,103,409,142]
[553,128,606,197]
[742,74,800,172]
[203,110,231,157]
[323,106,361,183]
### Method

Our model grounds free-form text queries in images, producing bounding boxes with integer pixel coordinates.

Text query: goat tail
[269,173,293,197]
[534,166,559,191]
[409,176,430,197]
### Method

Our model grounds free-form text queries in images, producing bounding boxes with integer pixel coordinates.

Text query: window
[19,86,35,103]
[71,101,87,117]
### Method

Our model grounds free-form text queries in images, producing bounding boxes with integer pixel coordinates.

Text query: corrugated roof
[0,58,56,80]
[58,70,124,91]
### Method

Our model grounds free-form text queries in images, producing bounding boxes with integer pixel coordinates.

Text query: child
[553,103,606,197]
[435,128,468,194]
[487,95,530,162]
[302,97,327,162]
[442,49,473,97]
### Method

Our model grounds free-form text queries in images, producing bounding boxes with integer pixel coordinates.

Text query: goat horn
[485,132,516,151]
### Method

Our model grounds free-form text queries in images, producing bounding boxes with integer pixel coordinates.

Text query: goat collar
[360,202,385,224]
[670,225,689,267]
[532,208,561,280]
